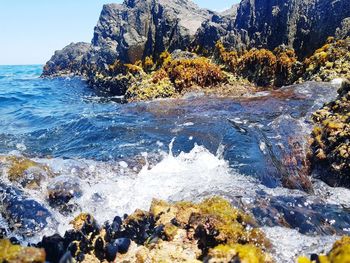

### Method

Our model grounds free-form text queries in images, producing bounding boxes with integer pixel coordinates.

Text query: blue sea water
[0,65,336,184]
[1,65,350,261]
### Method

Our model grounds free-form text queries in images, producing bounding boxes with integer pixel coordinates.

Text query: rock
[304,38,350,82]
[0,183,51,237]
[91,0,212,64]
[42,42,91,77]
[298,236,350,263]
[37,234,66,263]
[310,78,350,187]
[194,0,350,58]
[2,156,52,189]
[32,197,271,262]
[0,239,46,263]
[47,175,82,213]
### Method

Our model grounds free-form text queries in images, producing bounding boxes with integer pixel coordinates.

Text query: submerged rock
[47,175,82,214]
[0,239,46,263]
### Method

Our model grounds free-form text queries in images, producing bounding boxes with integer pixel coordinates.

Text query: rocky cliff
[195,0,350,57]
[42,0,350,77]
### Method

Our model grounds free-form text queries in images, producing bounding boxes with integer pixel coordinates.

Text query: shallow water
[0,65,349,262]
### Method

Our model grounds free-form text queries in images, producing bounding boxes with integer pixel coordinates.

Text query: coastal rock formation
[91,0,212,64]
[41,0,350,96]
[42,0,212,77]
[195,0,350,58]
[310,79,350,187]
[27,197,272,262]
[303,37,350,82]
[42,42,91,77]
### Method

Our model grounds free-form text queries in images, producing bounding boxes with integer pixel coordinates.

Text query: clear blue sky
[0,0,239,65]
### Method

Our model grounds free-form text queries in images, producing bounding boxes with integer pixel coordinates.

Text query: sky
[0,0,239,65]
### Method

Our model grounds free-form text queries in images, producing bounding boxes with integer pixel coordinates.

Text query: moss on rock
[0,239,46,263]
[1,156,53,189]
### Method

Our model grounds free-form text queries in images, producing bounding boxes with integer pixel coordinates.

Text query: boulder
[0,183,51,237]
[91,0,212,64]
[42,42,91,77]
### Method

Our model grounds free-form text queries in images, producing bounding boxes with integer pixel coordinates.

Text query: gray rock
[90,0,212,67]
[42,42,91,77]
[195,0,350,57]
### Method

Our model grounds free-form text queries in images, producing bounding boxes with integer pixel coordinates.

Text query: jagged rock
[91,0,212,64]
[42,42,91,77]
[195,0,350,58]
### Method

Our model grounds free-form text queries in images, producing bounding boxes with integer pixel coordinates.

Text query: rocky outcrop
[42,0,213,89]
[195,0,350,58]
[310,79,350,187]
[27,197,272,262]
[42,42,91,77]
[42,0,350,97]
[91,0,212,65]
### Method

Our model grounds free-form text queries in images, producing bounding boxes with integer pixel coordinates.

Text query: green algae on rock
[310,79,350,187]
[0,239,46,263]
[1,156,53,189]
[298,236,350,263]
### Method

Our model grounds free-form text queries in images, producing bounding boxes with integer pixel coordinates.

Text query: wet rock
[310,79,350,187]
[0,183,51,237]
[37,234,66,263]
[205,244,273,263]
[2,156,52,189]
[70,213,99,237]
[298,236,350,263]
[47,175,82,213]
[0,239,46,263]
[31,197,272,262]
